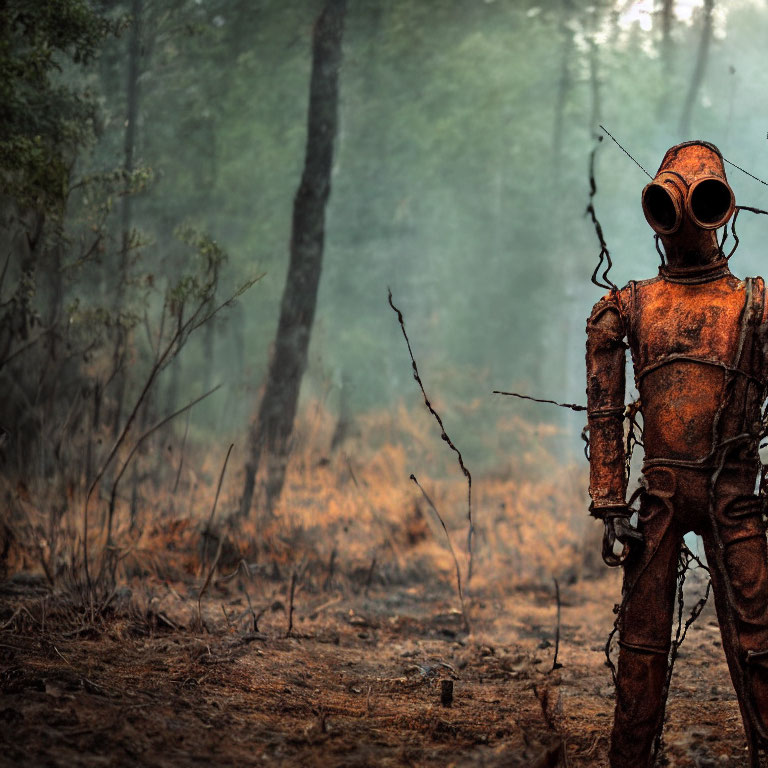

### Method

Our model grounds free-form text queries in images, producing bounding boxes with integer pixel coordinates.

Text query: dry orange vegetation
[0,404,748,766]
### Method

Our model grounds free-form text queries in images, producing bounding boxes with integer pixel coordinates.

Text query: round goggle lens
[689,178,734,228]
[643,184,679,233]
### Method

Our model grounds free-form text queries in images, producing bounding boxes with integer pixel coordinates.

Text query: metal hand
[602,515,643,567]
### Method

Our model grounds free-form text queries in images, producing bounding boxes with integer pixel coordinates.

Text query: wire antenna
[599,124,652,179]
[723,158,768,188]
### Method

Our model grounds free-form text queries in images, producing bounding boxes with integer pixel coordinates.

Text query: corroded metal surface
[642,141,735,234]
[586,141,768,767]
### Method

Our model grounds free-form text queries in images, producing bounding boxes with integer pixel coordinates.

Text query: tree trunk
[551,0,573,172]
[587,5,601,140]
[661,0,673,67]
[112,0,143,437]
[240,0,347,519]
[678,0,713,137]
[655,0,675,118]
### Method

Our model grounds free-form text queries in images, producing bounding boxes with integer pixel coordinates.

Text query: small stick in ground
[323,547,336,592]
[206,443,234,532]
[197,443,235,629]
[286,569,298,637]
[252,604,270,633]
[201,442,234,574]
[104,385,222,582]
[441,679,454,707]
[197,537,223,632]
[552,577,563,672]
[172,409,191,493]
[238,573,258,631]
[309,596,342,619]
[364,553,376,597]
[410,473,469,633]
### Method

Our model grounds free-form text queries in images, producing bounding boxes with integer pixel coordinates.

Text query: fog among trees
[4,3,768,765]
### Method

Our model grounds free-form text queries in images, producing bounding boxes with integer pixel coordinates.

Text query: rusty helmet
[642,141,735,235]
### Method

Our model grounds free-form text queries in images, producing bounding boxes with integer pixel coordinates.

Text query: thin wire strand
[586,136,618,292]
[492,390,587,412]
[724,158,768,187]
[727,205,768,260]
[599,124,652,178]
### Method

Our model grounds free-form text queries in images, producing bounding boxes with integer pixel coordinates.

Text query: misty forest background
[3,0,768,599]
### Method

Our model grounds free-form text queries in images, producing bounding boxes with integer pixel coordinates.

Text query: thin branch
[551,578,563,672]
[0,251,11,297]
[196,443,237,633]
[104,385,222,572]
[173,409,191,494]
[286,569,297,638]
[388,289,475,583]
[345,455,405,570]
[0,322,58,369]
[585,135,617,292]
[206,443,234,532]
[201,443,235,574]
[197,535,224,633]
[410,473,469,633]
[493,390,587,412]
[83,277,260,593]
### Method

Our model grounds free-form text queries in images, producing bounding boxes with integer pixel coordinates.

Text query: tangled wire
[501,130,768,763]
[587,131,768,763]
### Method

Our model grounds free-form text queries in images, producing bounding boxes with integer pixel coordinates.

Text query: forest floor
[0,565,754,768]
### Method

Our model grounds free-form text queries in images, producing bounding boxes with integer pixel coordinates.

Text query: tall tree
[655,0,675,118]
[552,0,574,172]
[240,0,347,518]
[0,0,106,474]
[587,19,602,139]
[679,0,713,137]
[112,0,144,436]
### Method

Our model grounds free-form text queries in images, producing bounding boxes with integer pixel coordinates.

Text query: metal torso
[622,265,767,469]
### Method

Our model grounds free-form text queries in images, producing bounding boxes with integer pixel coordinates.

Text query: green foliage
[0,0,114,212]
[5,0,768,480]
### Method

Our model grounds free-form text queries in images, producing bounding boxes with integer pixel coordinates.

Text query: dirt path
[0,571,751,767]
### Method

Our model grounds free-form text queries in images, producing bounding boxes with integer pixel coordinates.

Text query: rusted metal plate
[586,141,768,767]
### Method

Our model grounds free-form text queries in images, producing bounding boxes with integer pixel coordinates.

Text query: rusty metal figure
[586,141,768,767]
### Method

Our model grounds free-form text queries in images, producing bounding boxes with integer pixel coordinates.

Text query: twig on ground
[440,679,454,707]
[173,409,191,493]
[309,596,342,619]
[104,386,222,581]
[286,569,297,637]
[197,537,223,633]
[206,443,234,533]
[552,578,563,672]
[253,605,269,633]
[364,553,377,597]
[196,443,235,631]
[410,473,470,633]
[323,547,336,592]
[345,455,405,571]
[83,276,261,598]
[201,442,234,574]
[197,443,234,629]
[0,606,23,631]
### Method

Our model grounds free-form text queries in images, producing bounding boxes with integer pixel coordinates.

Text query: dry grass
[1,400,598,603]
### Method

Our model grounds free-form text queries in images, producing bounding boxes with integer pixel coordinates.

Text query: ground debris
[0,573,749,766]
